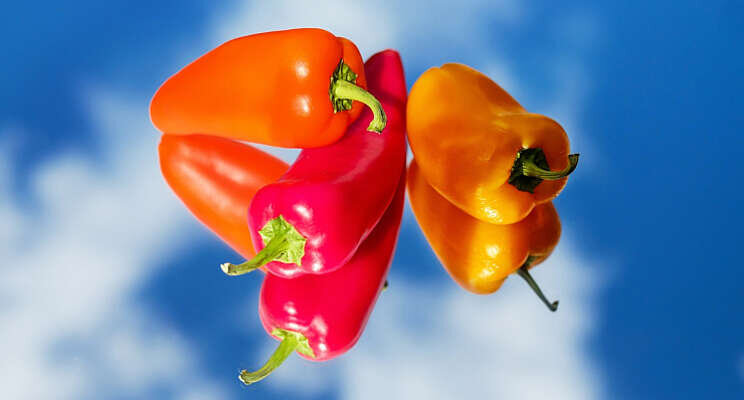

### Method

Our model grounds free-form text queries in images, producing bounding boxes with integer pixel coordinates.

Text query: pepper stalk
[515,256,559,312]
[508,148,579,193]
[238,328,315,385]
[329,59,387,133]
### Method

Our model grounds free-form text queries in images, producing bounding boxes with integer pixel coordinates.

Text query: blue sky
[1,1,742,399]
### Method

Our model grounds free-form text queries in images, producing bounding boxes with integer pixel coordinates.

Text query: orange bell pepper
[158,134,288,259]
[407,160,561,311]
[150,28,386,148]
[407,63,578,225]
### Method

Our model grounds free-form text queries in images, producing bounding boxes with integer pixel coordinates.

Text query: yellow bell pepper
[407,63,578,225]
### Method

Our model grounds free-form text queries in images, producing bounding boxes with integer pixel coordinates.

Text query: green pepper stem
[238,329,314,386]
[222,216,306,276]
[220,231,290,276]
[522,154,580,180]
[331,79,387,133]
[516,265,559,312]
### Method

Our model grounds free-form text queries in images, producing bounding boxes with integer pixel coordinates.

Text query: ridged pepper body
[407,160,561,294]
[259,172,405,361]
[244,50,407,278]
[407,63,575,225]
[150,28,370,148]
[158,134,288,258]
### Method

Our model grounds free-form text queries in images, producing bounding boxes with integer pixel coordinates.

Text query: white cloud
[210,0,523,61]
[368,235,602,400]
[210,0,395,57]
[0,92,226,399]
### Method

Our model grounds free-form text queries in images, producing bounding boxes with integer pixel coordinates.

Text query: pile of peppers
[406,63,579,311]
[151,28,579,386]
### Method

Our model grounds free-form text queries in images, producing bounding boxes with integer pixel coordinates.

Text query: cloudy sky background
[1,1,742,399]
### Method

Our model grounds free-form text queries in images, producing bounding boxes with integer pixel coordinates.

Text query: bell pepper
[406,63,579,225]
[150,28,386,148]
[221,50,407,278]
[158,134,288,258]
[238,168,406,385]
[407,160,561,311]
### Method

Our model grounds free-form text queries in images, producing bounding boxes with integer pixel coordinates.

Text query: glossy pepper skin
[238,170,406,385]
[150,28,387,148]
[407,63,578,225]
[221,50,407,278]
[408,160,561,311]
[158,134,288,258]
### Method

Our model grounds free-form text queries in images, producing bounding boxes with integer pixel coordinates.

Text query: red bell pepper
[158,134,288,258]
[238,168,406,385]
[150,28,387,148]
[220,50,407,278]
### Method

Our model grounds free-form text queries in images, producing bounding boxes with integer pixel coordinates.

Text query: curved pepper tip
[238,370,255,386]
[366,109,387,134]
[237,328,314,386]
[516,265,559,312]
[219,262,232,275]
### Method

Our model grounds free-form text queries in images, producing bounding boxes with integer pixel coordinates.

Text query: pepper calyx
[329,60,358,112]
[220,215,306,276]
[508,148,579,193]
[258,216,306,266]
[273,328,315,359]
[328,59,387,133]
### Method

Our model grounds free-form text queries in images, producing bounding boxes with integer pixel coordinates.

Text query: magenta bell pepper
[221,50,407,278]
[237,167,406,385]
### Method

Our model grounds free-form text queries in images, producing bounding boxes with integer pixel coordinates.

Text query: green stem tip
[516,263,559,312]
[329,60,387,133]
[220,216,306,276]
[238,328,315,386]
[523,153,579,180]
[508,148,579,193]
